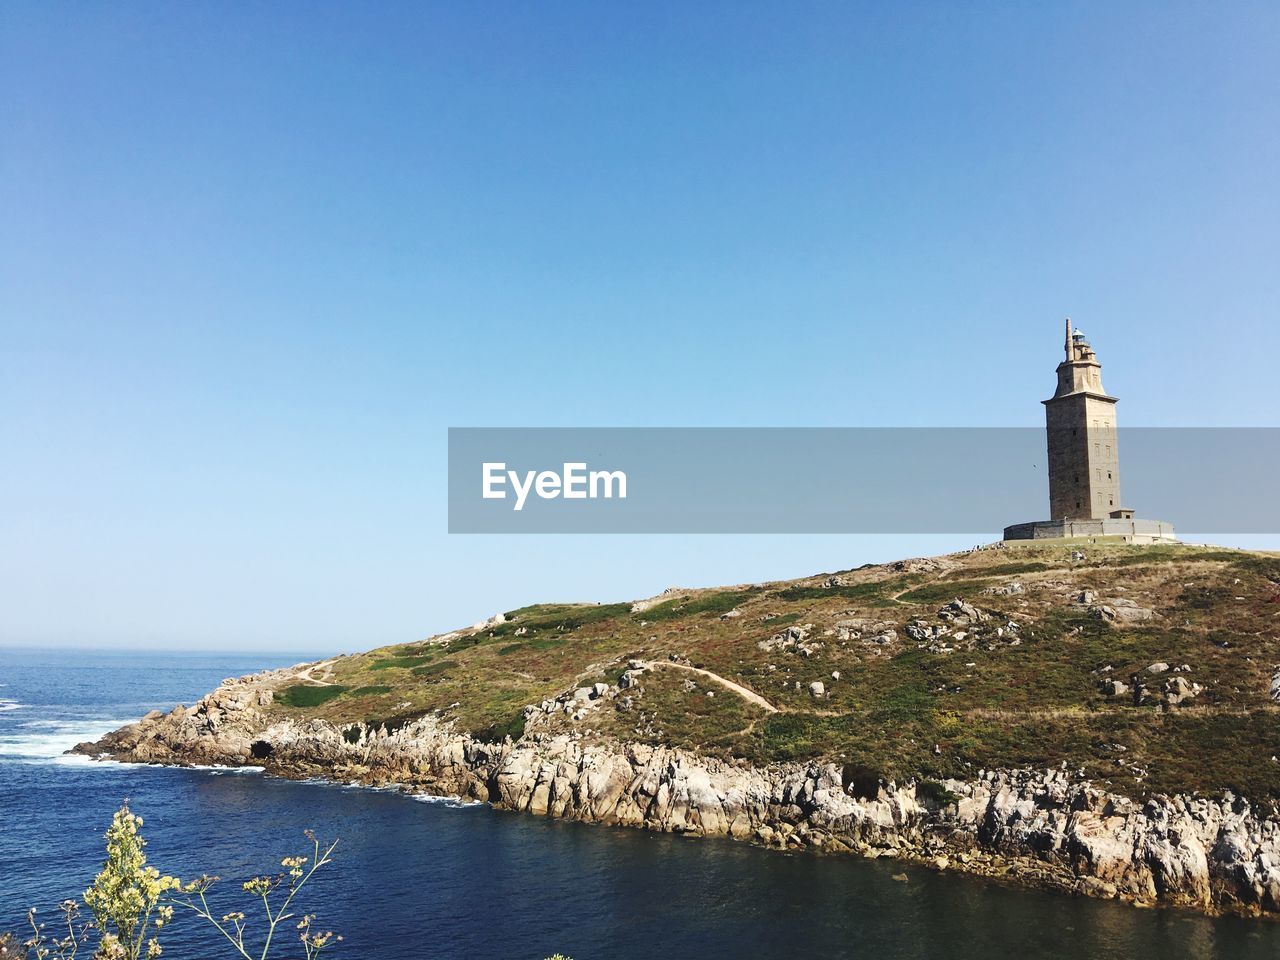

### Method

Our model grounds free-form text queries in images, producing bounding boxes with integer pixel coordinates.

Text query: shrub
[276,684,348,708]
[481,603,633,641]
[639,590,760,622]
[346,685,391,697]
[409,660,457,677]
[915,779,960,807]
[82,803,182,960]
[177,830,340,959]
[774,582,891,604]
[367,655,433,670]
[979,561,1051,576]
[25,805,342,960]
[1177,585,1235,611]
[471,711,527,744]
[895,579,996,605]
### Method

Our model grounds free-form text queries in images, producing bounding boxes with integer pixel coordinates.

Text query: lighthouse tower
[1003,321,1175,544]
[1044,319,1124,520]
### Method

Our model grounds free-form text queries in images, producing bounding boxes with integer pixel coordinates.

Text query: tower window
[1107,471,1112,480]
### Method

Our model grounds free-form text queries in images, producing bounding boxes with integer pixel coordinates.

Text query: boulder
[1164,676,1203,706]
[758,625,810,652]
[1091,599,1155,624]
[938,599,987,624]
[1102,679,1130,697]
[984,582,1025,596]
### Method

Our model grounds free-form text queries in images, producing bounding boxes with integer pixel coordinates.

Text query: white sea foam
[0,717,134,762]
[412,792,483,809]
[0,699,23,712]
[291,774,481,807]
[188,764,265,774]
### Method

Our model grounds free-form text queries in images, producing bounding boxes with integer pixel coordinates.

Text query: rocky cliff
[79,666,1280,919]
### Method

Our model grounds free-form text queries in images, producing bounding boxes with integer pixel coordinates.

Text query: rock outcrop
[76,671,1280,919]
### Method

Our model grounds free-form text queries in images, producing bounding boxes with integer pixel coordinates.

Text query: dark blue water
[2,648,1279,959]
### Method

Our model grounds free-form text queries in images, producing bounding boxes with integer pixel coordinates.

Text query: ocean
[1,646,1277,960]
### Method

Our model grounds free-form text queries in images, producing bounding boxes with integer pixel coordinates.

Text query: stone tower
[1044,319,1126,520]
[1003,321,1174,543]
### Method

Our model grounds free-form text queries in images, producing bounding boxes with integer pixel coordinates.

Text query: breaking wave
[0,717,134,763]
[411,792,483,809]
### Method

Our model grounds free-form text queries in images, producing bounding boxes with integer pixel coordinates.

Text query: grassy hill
[268,542,1280,805]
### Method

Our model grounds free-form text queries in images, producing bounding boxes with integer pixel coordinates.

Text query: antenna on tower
[1064,317,1072,359]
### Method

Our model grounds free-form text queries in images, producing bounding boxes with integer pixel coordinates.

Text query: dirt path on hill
[887,584,917,604]
[648,661,779,713]
[291,660,336,686]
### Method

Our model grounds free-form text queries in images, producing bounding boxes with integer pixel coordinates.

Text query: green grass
[346,685,392,697]
[1231,554,1280,580]
[1178,585,1237,611]
[276,684,348,708]
[471,711,527,743]
[463,602,634,646]
[638,590,761,622]
[494,635,573,656]
[1097,546,1239,568]
[368,655,434,670]
[895,579,996,605]
[410,659,458,677]
[761,612,803,627]
[871,679,936,723]
[976,561,1052,577]
[774,581,896,604]
[752,713,859,762]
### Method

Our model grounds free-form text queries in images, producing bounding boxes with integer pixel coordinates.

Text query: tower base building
[1002,518,1176,544]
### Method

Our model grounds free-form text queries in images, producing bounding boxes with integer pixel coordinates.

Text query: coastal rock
[74,667,1280,920]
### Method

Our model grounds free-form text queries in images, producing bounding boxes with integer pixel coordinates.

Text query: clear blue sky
[2,3,1277,652]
